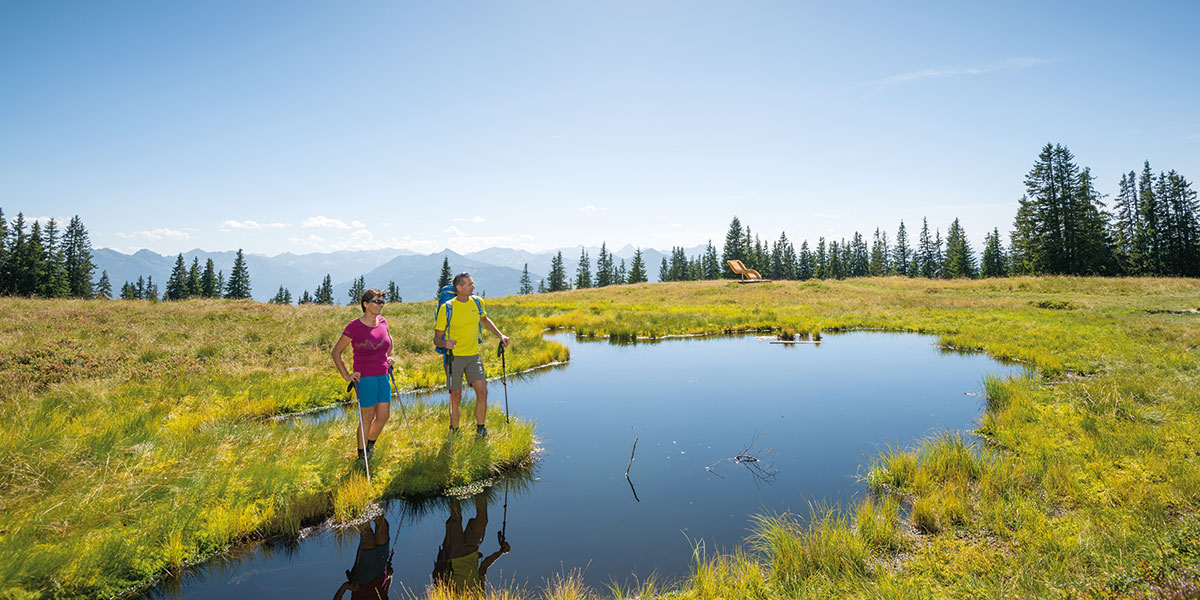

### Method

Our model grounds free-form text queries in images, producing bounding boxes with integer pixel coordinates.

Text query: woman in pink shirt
[332,288,395,461]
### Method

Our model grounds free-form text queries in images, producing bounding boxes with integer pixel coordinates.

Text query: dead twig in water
[626,436,640,502]
[705,432,778,488]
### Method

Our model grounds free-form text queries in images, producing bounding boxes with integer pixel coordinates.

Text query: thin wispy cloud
[220,220,289,231]
[872,57,1054,87]
[579,205,599,214]
[117,228,191,241]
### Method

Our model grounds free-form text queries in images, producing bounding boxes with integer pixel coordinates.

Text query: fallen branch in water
[705,432,778,488]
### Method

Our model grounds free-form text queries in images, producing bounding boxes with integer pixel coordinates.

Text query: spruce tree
[15,219,43,296]
[1137,161,1163,274]
[537,279,546,293]
[519,264,533,294]
[298,290,313,304]
[136,275,146,300]
[869,228,888,276]
[62,215,95,298]
[201,259,218,298]
[850,232,869,277]
[95,271,112,299]
[315,274,334,304]
[616,259,627,284]
[595,243,613,287]
[892,221,911,276]
[187,257,201,297]
[387,281,401,303]
[627,248,648,284]
[438,256,452,289]
[120,281,137,300]
[348,275,365,305]
[702,241,720,279]
[547,251,568,291]
[38,218,69,298]
[575,248,592,288]
[943,218,977,278]
[272,286,292,304]
[828,240,842,279]
[797,240,814,280]
[1112,170,1141,274]
[145,275,159,302]
[0,207,8,294]
[1009,194,1038,276]
[981,228,1008,278]
[216,271,225,297]
[224,249,252,299]
[722,216,745,277]
[658,257,670,282]
[815,238,828,279]
[165,253,190,300]
[916,218,936,278]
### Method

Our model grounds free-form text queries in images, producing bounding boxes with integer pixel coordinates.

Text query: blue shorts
[356,375,391,408]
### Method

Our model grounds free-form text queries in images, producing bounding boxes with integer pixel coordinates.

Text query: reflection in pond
[432,492,511,593]
[334,515,393,600]
[143,332,1024,598]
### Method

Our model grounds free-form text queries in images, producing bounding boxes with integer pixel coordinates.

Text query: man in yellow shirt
[434,273,511,438]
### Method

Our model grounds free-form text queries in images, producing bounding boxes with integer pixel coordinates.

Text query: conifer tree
[1009,194,1038,276]
[797,241,814,280]
[272,286,292,304]
[38,218,69,298]
[869,228,888,276]
[537,279,546,293]
[616,259,627,284]
[627,248,648,284]
[981,228,1008,278]
[702,241,721,279]
[315,274,334,304]
[892,221,911,276]
[15,219,43,296]
[387,281,401,303]
[722,216,745,277]
[298,290,313,304]
[95,271,112,299]
[62,215,95,298]
[187,257,201,297]
[347,275,365,305]
[1136,161,1163,274]
[136,275,146,300]
[217,271,225,297]
[438,256,452,289]
[120,281,137,300]
[658,257,670,282]
[224,249,252,299]
[595,243,613,287]
[547,251,568,292]
[201,259,218,298]
[828,240,842,279]
[576,248,592,289]
[815,238,828,279]
[916,218,936,278]
[0,207,8,294]
[849,232,869,277]
[145,275,159,302]
[519,264,533,294]
[943,218,977,278]
[165,253,190,300]
[1112,170,1141,274]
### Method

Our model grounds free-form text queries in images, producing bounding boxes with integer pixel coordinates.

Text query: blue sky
[3,1,1197,256]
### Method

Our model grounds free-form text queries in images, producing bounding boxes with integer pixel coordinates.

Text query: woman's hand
[345,371,361,383]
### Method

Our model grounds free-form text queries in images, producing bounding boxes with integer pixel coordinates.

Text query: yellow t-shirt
[435,297,487,357]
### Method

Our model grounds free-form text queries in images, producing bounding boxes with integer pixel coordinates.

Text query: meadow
[2,276,1199,599]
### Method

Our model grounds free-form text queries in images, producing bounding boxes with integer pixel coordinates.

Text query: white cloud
[351,220,366,228]
[670,223,683,228]
[872,57,1053,87]
[116,228,191,241]
[288,235,325,250]
[302,216,351,229]
[579,205,599,213]
[443,226,466,236]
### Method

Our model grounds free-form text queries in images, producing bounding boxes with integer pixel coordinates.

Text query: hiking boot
[476,426,488,439]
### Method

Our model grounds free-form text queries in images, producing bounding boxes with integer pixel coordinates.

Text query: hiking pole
[347,381,371,484]
[497,341,510,424]
[500,478,509,545]
[387,364,417,448]
[444,351,454,448]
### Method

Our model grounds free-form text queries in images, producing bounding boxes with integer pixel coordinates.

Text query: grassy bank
[3,276,1200,598]
[485,276,1199,599]
[0,299,563,599]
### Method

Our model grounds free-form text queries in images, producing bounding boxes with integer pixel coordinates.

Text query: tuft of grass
[911,497,941,535]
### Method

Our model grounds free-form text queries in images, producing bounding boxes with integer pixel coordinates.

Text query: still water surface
[144,332,1022,598]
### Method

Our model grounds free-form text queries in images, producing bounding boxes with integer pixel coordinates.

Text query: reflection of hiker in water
[432,494,510,592]
[334,514,392,600]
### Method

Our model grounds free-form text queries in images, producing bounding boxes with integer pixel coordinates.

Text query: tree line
[0,209,102,298]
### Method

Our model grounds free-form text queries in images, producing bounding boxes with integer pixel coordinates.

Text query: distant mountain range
[92,244,707,303]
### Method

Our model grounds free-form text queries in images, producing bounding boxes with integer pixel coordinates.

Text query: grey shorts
[448,354,486,390]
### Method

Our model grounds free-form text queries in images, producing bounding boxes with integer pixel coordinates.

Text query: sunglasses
[368,299,386,305]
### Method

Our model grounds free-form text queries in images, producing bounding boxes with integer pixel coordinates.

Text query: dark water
[144,332,1023,598]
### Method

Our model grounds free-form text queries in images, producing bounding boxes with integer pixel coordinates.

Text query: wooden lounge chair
[727,260,770,283]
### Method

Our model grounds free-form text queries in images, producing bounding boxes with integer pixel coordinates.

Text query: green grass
[3,276,1200,598]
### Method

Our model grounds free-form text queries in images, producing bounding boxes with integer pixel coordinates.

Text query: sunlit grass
[4,275,1200,598]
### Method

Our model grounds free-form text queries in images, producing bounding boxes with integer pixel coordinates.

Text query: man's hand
[500,335,511,348]
[444,338,457,350]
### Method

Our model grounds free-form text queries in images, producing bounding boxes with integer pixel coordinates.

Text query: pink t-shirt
[342,316,392,377]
